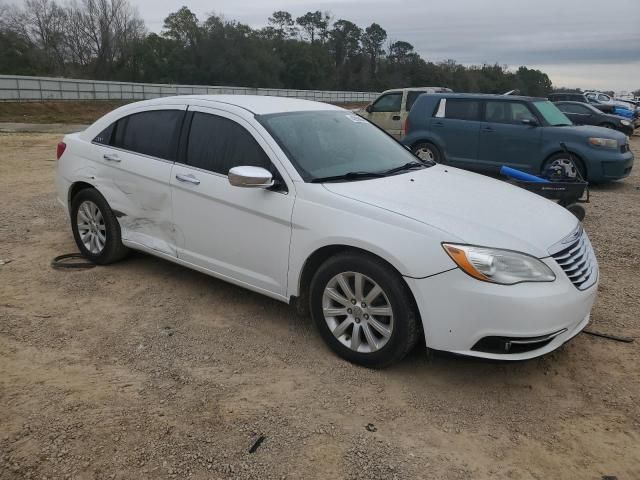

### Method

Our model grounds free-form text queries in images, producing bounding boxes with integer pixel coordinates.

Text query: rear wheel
[70,188,129,264]
[412,142,442,163]
[309,252,420,368]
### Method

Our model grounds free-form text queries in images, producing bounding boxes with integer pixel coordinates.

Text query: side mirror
[365,104,373,113]
[228,166,274,188]
[521,118,538,126]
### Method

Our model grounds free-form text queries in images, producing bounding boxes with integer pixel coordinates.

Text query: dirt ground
[1,130,639,480]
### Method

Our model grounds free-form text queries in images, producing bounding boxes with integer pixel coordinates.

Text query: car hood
[552,124,629,141]
[322,165,579,258]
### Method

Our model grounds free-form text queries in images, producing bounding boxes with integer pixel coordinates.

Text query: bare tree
[65,0,144,76]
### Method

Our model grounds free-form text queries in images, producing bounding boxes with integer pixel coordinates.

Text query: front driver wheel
[309,252,420,368]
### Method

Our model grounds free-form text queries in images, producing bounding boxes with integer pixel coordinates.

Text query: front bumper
[405,258,598,360]
[587,149,634,181]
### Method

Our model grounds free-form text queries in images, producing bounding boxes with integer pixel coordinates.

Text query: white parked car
[55,95,599,368]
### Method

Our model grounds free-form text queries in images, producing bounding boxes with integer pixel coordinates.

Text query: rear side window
[186,112,272,175]
[93,124,114,145]
[406,91,422,111]
[112,110,183,160]
[435,99,481,121]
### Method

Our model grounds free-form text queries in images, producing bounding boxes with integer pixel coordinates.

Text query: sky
[100,0,640,93]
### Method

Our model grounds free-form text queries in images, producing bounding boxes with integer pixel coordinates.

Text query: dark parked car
[402,93,634,182]
[555,101,634,136]
[548,92,615,114]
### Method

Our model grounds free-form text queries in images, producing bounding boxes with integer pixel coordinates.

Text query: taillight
[403,118,410,136]
[56,142,66,160]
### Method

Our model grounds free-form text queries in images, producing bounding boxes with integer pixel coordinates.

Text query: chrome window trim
[90,142,175,165]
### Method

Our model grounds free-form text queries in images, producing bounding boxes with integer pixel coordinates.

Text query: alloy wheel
[76,200,106,254]
[322,272,394,353]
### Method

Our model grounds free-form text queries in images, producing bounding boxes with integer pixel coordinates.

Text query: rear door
[432,98,482,167]
[364,92,404,138]
[170,107,295,298]
[91,106,186,256]
[477,100,542,172]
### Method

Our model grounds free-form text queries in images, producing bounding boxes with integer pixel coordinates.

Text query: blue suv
[402,93,634,182]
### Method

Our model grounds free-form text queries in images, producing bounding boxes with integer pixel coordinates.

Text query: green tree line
[0,0,554,96]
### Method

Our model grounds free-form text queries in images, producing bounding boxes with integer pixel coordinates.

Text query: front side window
[533,101,572,126]
[558,104,591,115]
[485,101,537,124]
[435,99,481,121]
[371,93,402,112]
[258,111,426,181]
[112,110,183,160]
[186,112,272,175]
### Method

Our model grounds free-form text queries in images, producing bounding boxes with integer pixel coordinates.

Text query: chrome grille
[550,227,598,290]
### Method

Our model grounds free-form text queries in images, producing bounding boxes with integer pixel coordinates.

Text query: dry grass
[0,100,369,124]
[0,101,130,124]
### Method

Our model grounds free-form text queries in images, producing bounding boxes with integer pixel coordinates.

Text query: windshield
[258,111,427,181]
[533,100,573,126]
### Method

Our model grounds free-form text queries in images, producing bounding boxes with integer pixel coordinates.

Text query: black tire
[70,188,129,265]
[565,203,586,222]
[542,152,587,181]
[309,252,421,368]
[411,142,443,163]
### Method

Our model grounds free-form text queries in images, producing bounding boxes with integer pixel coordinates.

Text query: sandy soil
[1,132,639,480]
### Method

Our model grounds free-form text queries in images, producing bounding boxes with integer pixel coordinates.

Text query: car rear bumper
[405,258,598,360]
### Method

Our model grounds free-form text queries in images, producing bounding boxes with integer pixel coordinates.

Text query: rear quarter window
[434,98,482,121]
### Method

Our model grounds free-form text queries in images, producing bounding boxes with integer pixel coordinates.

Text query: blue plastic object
[500,166,550,183]
[613,106,634,119]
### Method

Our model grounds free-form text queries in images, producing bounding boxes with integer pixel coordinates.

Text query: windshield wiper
[310,171,387,183]
[383,161,429,175]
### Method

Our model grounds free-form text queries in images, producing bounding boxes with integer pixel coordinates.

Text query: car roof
[424,93,544,102]
[382,87,451,94]
[126,95,344,115]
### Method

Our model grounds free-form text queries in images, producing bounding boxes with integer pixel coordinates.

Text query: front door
[363,92,404,138]
[557,103,595,126]
[170,107,295,298]
[477,101,542,173]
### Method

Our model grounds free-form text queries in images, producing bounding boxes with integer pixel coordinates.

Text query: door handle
[175,173,200,185]
[103,153,121,162]
[392,115,401,121]
[433,121,444,127]
[482,127,494,132]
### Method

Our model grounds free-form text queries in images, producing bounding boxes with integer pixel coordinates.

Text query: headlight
[588,137,618,148]
[620,120,631,126]
[442,244,556,285]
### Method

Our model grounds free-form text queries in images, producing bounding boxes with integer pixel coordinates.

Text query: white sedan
[55,95,598,367]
